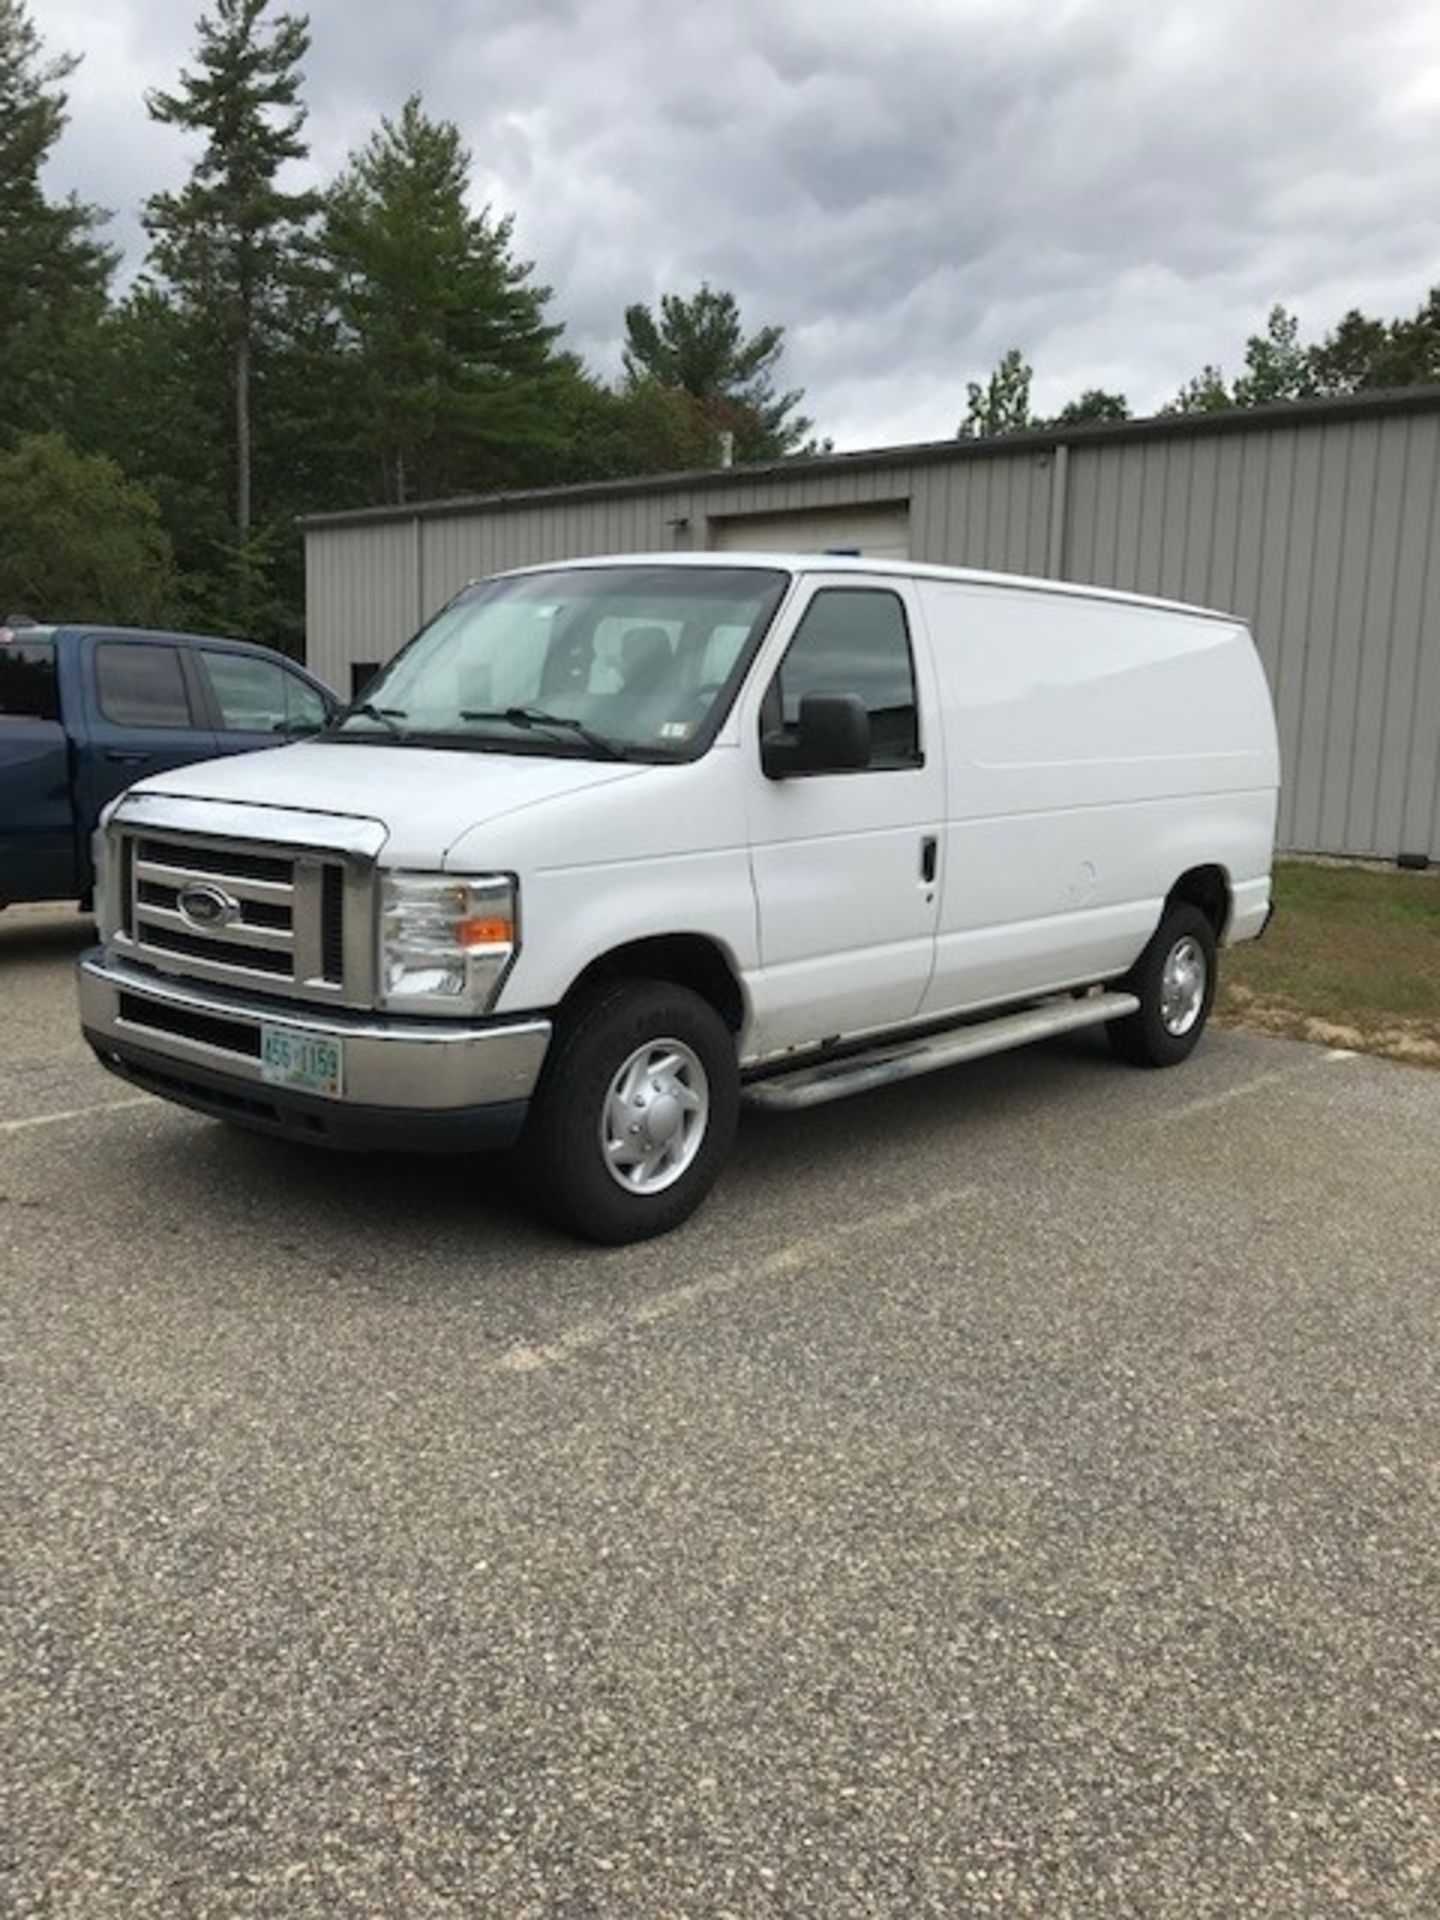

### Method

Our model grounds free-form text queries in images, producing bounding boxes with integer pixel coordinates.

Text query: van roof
[488,551,1239,625]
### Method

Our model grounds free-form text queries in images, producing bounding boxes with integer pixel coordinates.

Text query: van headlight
[379,873,517,1012]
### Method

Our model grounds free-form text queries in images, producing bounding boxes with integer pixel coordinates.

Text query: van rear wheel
[523,980,740,1243]
[1107,903,1218,1068]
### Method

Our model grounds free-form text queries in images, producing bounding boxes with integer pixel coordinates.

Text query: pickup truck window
[0,640,59,722]
[95,642,195,730]
[201,650,327,733]
[771,588,921,767]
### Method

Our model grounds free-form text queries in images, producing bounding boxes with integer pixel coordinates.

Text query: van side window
[95,643,194,729]
[769,588,921,767]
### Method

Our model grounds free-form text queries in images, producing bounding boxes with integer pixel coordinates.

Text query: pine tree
[622,285,812,461]
[144,0,318,554]
[323,96,568,505]
[0,0,114,440]
[85,289,236,625]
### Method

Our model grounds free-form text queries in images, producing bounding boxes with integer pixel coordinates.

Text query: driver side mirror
[762,692,871,778]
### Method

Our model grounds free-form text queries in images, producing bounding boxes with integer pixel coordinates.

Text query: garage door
[711,503,911,561]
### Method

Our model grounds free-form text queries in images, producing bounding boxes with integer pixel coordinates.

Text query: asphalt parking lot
[4,903,1439,1918]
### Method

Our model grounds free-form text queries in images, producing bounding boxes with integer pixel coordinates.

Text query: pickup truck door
[73,635,219,840]
[0,634,76,902]
[742,577,944,1055]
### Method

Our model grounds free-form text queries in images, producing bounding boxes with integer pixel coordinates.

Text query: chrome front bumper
[78,948,552,1153]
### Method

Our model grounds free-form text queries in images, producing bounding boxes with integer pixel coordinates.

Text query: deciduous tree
[0,434,178,624]
[1051,388,1130,427]
[1167,363,1232,415]
[957,348,1033,438]
[1232,304,1314,406]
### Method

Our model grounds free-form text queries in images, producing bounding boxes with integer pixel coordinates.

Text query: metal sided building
[301,387,1440,864]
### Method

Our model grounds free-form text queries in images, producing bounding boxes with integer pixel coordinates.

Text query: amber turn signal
[457,917,514,948]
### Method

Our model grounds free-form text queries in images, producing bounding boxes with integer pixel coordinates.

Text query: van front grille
[139,922,294,974]
[321,864,345,983]
[116,831,356,1001]
[136,837,292,885]
[117,991,262,1058]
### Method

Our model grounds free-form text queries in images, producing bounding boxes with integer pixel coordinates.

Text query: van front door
[744,579,943,1055]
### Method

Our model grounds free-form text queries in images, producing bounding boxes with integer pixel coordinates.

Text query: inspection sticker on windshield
[659,721,692,740]
[260,1025,344,1099]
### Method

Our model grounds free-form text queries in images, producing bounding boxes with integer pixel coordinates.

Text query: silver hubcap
[1160,935,1208,1036]
[601,1038,709,1195]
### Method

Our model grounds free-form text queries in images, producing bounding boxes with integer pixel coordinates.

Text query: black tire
[1107,902,1218,1068]
[522,979,740,1244]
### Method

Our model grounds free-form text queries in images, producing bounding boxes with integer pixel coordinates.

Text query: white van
[79,556,1278,1242]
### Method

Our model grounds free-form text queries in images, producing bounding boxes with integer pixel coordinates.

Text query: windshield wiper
[330,700,410,739]
[459,706,628,760]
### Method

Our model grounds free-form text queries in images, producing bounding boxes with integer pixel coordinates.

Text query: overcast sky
[30,0,1440,450]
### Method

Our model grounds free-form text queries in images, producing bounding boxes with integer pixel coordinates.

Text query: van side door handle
[920,835,938,883]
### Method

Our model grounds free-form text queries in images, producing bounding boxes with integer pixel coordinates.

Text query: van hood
[120,740,654,866]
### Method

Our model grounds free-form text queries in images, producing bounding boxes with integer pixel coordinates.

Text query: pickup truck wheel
[524,981,740,1243]
[1107,902,1217,1067]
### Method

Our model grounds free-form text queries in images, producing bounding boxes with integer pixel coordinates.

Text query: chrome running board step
[743,992,1141,1112]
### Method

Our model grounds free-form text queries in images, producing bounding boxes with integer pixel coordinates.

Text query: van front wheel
[523,980,740,1243]
[1107,903,1218,1068]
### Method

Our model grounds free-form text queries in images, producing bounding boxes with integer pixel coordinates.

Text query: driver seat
[620,626,674,699]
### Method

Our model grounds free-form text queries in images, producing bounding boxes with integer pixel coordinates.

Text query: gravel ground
[3,903,1439,1918]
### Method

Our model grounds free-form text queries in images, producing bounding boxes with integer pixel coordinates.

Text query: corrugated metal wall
[1058,414,1440,861]
[303,397,1440,860]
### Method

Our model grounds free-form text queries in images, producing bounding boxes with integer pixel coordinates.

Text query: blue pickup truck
[1,621,338,909]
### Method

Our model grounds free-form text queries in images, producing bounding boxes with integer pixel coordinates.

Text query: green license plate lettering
[259,1025,343,1098]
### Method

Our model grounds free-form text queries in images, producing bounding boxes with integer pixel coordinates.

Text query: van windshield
[327,565,789,760]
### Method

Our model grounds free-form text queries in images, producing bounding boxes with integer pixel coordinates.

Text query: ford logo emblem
[177,882,239,930]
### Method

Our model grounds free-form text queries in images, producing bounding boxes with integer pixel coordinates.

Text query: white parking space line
[0,1098,152,1136]
[1161,1059,1325,1121]
[494,1188,977,1377]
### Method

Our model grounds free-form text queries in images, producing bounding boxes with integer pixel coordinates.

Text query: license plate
[259,1024,344,1098]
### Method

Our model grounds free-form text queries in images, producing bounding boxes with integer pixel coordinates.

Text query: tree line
[958,295,1440,438]
[4,0,1439,651]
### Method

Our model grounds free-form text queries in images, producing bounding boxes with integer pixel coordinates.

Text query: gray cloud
[32,0,1440,450]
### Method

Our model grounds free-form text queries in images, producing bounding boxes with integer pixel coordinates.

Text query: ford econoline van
[78,555,1278,1242]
